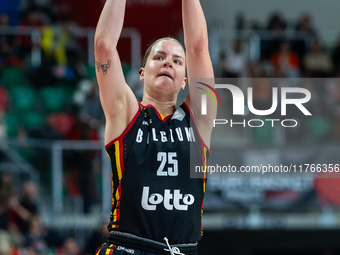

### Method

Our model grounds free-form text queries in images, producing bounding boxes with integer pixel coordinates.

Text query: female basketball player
[94,0,216,254]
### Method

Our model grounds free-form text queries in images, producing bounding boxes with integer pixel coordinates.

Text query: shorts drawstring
[164,237,185,255]
[108,231,197,254]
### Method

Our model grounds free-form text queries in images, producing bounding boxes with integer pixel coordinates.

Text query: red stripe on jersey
[117,182,122,221]
[119,138,125,174]
[116,138,125,222]
[111,139,125,226]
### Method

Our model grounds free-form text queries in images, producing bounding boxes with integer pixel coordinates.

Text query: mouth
[158,72,173,79]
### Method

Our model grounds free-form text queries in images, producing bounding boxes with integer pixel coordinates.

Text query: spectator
[66,81,103,213]
[51,16,85,85]
[235,12,245,32]
[64,119,99,213]
[84,221,109,255]
[79,81,105,132]
[304,40,332,77]
[19,0,52,24]
[0,107,8,150]
[17,181,39,234]
[0,86,9,112]
[29,114,64,140]
[0,13,20,68]
[8,195,35,232]
[27,114,64,184]
[262,12,287,59]
[20,182,38,214]
[36,15,86,87]
[18,10,44,60]
[271,41,300,77]
[56,16,83,66]
[267,12,286,32]
[218,40,248,78]
[0,172,14,230]
[292,13,318,61]
[73,79,94,106]
[58,238,81,255]
[0,173,25,249]
[331,36,340,73]
[249,61,272,78]
[24,216,48,255]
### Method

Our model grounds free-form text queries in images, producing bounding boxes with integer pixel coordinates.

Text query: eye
[174,59,182,65]
[154,56,163,60]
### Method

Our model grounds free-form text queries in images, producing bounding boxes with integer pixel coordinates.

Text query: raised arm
[95,0,138,144]
[182,0,216,148]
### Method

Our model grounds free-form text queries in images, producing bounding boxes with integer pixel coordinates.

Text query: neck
[141,95,176,116]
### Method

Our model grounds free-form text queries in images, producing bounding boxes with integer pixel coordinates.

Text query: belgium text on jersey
[135,127,196,143]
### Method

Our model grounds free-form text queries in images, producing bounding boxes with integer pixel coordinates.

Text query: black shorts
[96,231,198,255]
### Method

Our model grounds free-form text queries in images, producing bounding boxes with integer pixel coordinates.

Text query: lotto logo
[141,186,195,211]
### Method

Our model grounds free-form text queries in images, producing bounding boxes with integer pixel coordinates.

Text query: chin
[154,81,173,89]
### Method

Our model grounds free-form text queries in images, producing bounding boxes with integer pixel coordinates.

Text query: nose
[163,59,172,68]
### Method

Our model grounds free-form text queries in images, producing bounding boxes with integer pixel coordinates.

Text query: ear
[139,68,145,81]
[181,77,187,90]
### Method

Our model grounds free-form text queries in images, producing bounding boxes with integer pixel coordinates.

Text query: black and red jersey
[105,102,209,244]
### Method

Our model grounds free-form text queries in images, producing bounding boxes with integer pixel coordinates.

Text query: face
[139,40,187,99]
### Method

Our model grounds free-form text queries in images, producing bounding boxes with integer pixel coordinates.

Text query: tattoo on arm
[95,59,112,75]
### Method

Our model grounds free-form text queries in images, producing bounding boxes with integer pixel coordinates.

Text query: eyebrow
[154,51,184,60]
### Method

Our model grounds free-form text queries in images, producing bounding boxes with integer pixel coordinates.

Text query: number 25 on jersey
[156,152,178,176]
